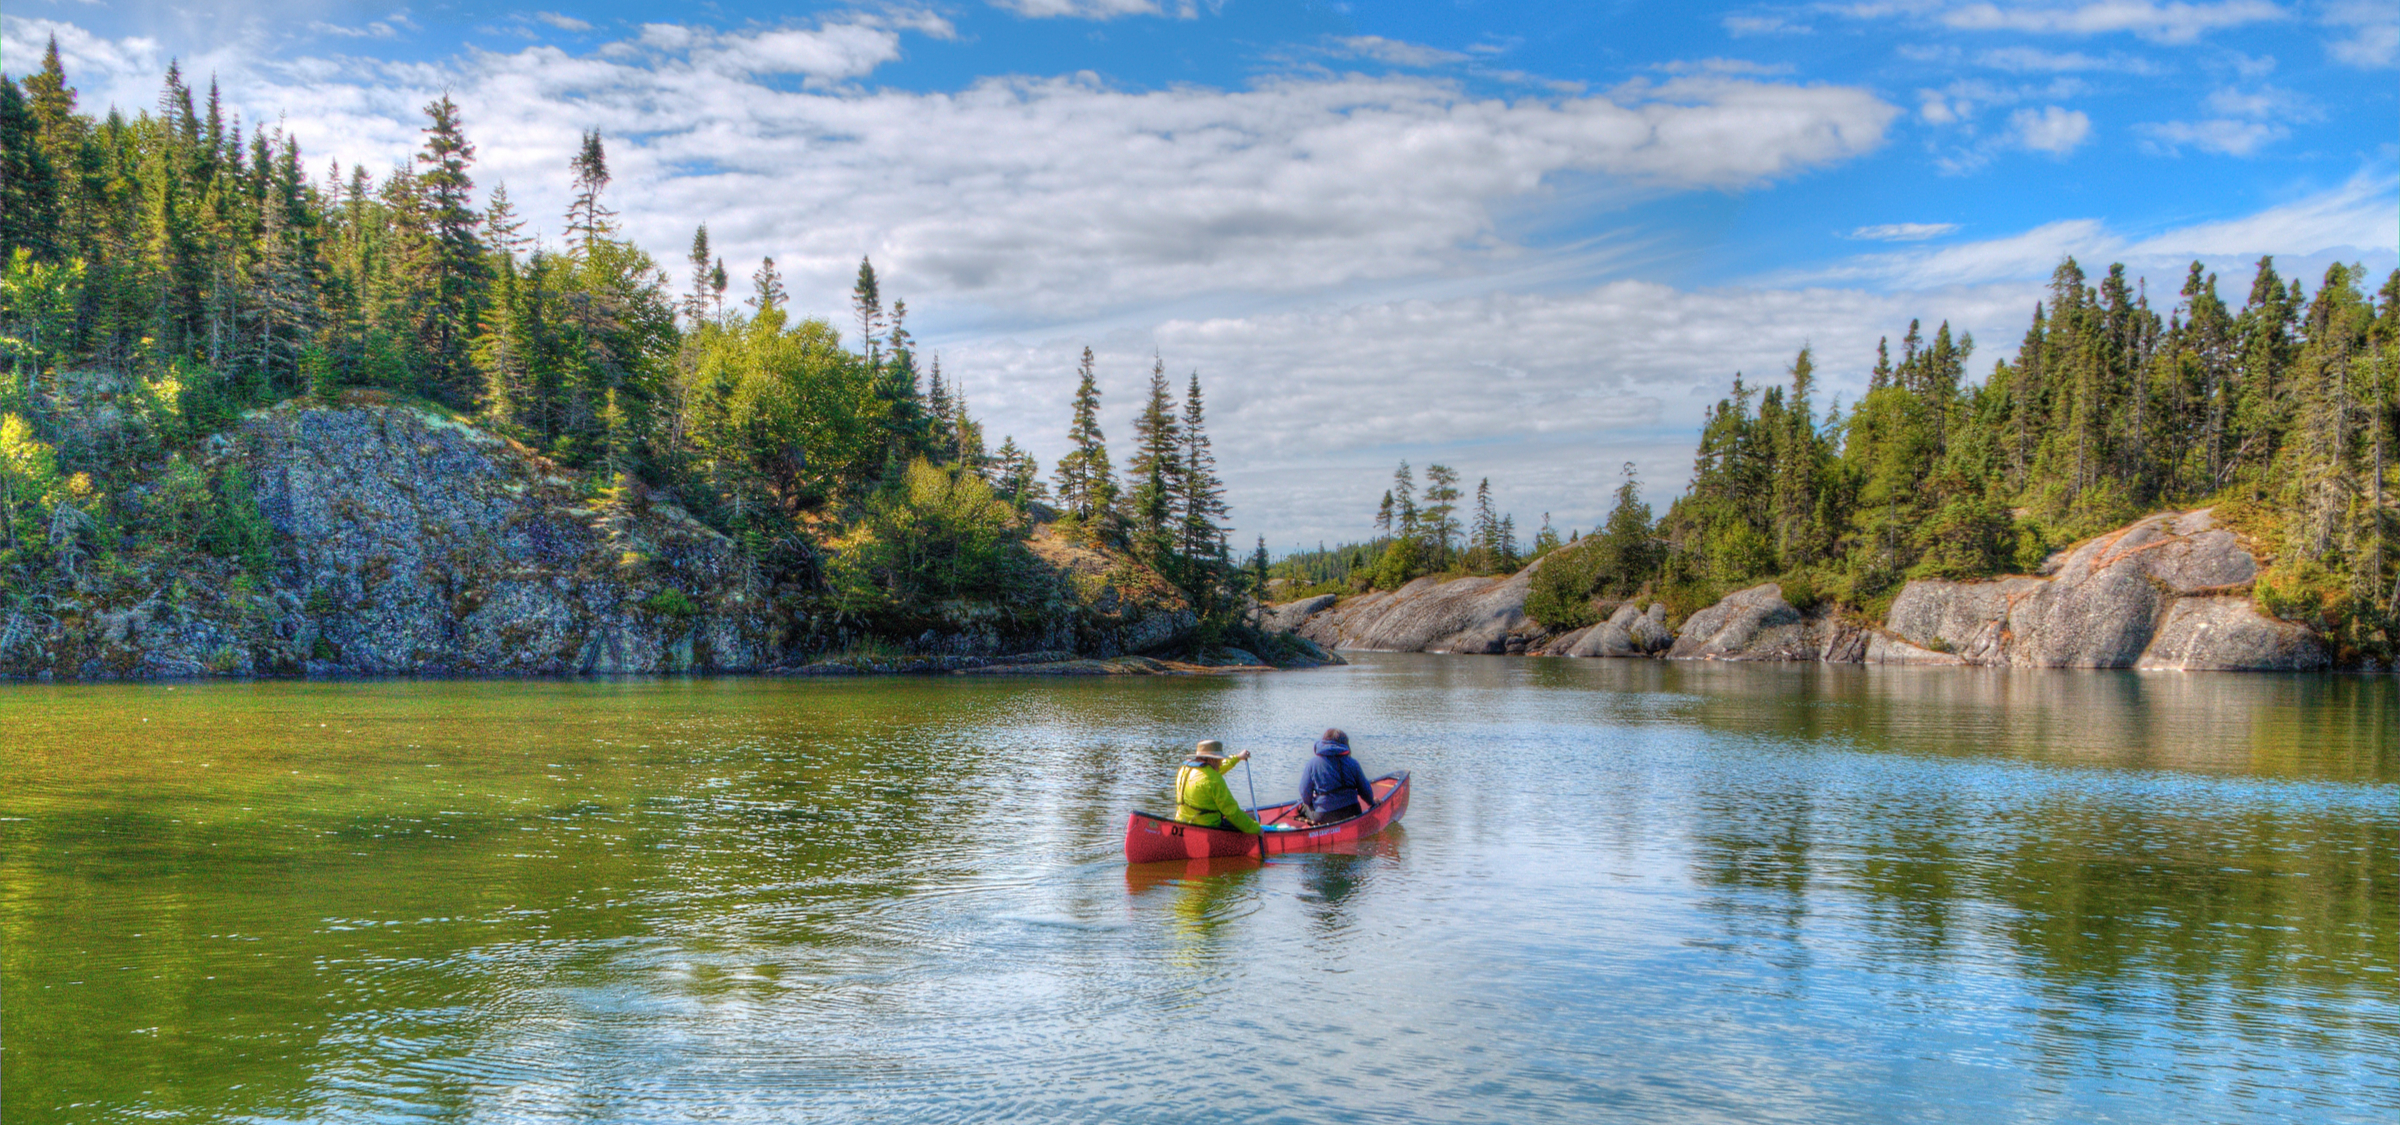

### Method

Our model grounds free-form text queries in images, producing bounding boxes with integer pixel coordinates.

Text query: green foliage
[1909,492,2014,580]
[1523,540,1603,630]
[0,411,62,552]
[826,458,1036,627]
[640,588,699,618]
[1369,534,1424,590]
[207,462,275,575]
[148,454,215,552]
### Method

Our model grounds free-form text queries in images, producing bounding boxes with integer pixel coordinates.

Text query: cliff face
[1,403,1230,680]
[1266,508,2341,673]
[3,403,779,678]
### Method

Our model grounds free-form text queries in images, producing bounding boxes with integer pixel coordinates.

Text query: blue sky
[5,1,2395,550]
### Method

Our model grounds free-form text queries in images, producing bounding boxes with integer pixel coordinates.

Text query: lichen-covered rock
[2134,596,2330,671]
[1293,566,1542,653]
[1559,601,1674,657]
[1873,509,2320,670]
[1264,593,1338,635]
[1666,583,1821,661]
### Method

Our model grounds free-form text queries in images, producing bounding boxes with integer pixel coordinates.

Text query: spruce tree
[1127,355,1182,558]
[1051,346,1115,528]
[414,95,483,405]
[1177,370,1228,561]
[564,130,614,254]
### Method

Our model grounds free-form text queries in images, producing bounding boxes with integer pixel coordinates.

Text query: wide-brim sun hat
[1193,739,1227,759]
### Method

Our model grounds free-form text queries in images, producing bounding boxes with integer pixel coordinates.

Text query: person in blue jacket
[1298,728,1372,823]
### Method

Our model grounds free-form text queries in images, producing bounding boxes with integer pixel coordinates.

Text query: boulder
[2134,596,2330,671]
[1876,509,2324,671]
[1666,584,1819,661]
[1264,593,1337,634]
[1295,565,1542,653]
[1562,601,1674,657]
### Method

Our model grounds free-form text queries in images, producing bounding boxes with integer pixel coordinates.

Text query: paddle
[1242,753,1266,860]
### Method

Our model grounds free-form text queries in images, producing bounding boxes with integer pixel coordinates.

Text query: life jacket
[1174,761,1225,826]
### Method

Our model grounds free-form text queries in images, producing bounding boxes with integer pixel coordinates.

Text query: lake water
[3,655,2395,1123]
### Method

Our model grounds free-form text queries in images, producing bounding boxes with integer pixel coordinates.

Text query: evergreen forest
[1279,255,2400,663]
[0,51,1253,650]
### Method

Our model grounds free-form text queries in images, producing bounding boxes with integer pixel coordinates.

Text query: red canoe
[1123,772,1411,863]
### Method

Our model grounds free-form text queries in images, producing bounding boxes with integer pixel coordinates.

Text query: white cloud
[990,0,1175,19]
[533,12,594,34]
[1783,168,2398,289]
[2010,105,2091,154]
[0,16,1896,329]
[1850,222,1961,240]
[1725,14,1812,35]
[2136,118,2285,155]
[1939,1,2287,44]
[2324,0,2398,67]
[948,281,2042,542]
[2135,83,2309,155]
[308,19,402,40]
[1975,45,2161,71]
[1333,36,1467,68]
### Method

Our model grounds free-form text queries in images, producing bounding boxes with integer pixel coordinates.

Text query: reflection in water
[1,659,2395,1124]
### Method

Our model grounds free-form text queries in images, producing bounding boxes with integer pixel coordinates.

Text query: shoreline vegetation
[2,52,2393,678]
[0,51,1338,679]
[1271,261,2400,670]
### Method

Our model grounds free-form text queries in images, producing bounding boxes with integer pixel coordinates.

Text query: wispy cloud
[989,0,1184,20]
[1333,36,1467,68]
[2323,0,2398,67]
[2136,83,2310,155]
[1850,222,1960,240]
[532,12,594,34]
[1975,45,2162,72]
[1939,1,2287,44]
[1781,168,2397,289]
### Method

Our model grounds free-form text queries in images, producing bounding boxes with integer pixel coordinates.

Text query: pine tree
[1127,354,1182,558]
[414,95,483,405]
[564,130,614,254]
[1421,463,1461,569]
[748,257,785,314]
[1051,346,1115,529]
[851,256,882,368]
[1178,370,1228,562]
[684,225,712,327]
[484,183,528,259]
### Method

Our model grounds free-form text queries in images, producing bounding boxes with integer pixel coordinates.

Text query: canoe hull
[1123,772,1410,864]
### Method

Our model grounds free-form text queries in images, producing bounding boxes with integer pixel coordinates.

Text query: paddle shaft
[1243,757,1265,860]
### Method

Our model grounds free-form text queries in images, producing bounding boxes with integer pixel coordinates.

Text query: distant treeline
[0,50,1254,643]
[1290,253,2400,660]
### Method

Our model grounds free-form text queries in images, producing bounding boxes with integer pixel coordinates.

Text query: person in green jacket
[1174,740,1262,834]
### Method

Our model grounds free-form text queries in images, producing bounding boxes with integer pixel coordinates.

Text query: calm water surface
[3,655,2396,1123]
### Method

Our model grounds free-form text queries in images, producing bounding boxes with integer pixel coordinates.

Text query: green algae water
[3,655,2396,1123]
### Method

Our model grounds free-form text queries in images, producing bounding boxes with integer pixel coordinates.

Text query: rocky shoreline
[0,402,1339,681]
[1276,508,2368,674]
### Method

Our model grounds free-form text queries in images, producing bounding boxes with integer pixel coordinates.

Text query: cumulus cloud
[2323,0,2398,67]
[948,281,2041,542]
[2010,105,2092,154]
[1939,1,2287,44]
[0,16,1897,330]
[1850,222,1960,240]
